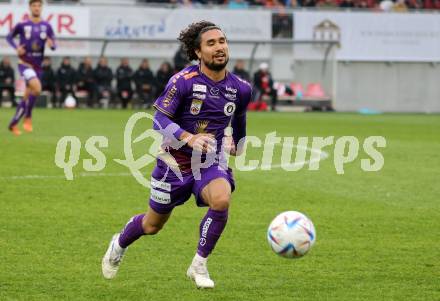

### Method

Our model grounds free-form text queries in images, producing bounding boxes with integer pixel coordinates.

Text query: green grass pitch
[0,109,439,300]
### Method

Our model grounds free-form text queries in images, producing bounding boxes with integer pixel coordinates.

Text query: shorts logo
[190,99,203,115]
[151,177,171,192]
[224,102,236,116]
[150,189,171,204]
[193,84,206,93]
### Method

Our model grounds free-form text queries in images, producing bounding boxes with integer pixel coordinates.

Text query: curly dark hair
[29,0,43,4]
[178,21,224,62]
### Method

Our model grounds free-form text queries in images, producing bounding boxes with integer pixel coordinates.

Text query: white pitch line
[0,172,132,180]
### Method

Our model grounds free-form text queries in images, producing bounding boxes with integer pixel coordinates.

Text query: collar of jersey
[198,64,229,86]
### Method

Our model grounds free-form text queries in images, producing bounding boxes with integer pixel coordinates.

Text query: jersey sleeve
[153,75,186,118]
[6,23,21,49]
[47,23,57,49]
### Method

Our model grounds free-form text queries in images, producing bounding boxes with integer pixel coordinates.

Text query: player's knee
[142,222,163,235]
[209,193,231,211]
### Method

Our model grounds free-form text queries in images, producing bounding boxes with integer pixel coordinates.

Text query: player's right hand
[186,133,216,153]
[17,45,26,56]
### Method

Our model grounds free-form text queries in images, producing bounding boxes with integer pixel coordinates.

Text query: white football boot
[102,234,127,279]
[186,254,215,289]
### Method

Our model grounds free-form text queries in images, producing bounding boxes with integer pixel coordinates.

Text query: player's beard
[204,56,229,72]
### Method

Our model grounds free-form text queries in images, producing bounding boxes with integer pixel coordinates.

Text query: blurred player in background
[102,21,252,289]
[6,0,56,135]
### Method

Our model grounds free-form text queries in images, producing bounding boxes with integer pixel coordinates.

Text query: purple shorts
[18,64,42,83]
[148,160,235,214]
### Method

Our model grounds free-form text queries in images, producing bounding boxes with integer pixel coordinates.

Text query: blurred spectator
[248,0,265,4]
[272,13,293,39]
[77,57,96,107]
[232,60,251,82]
[116,58,134,109]
[300,0,318,6]
[41,57,56,107]
[0,57,16,107]
[228,0,249,8]
[94,57,114,106]
[173,46,191,72]
[57,56,77,107]
[134,59,155,108]
[406,0,423,9]
[317,0,338,7]
[340,0,355,7]
[393,0,408,10]
[155,61,174,98]
[253,62,277,111]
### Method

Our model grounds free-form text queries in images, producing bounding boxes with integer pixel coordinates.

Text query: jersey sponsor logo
[210,87,220,96]
[225,93,236,101]
[190,99,203,115]
[193,84,206,93]
[226,86,237,93]
[151,177,171,192]
[224,102,236,116]
[184,71,198,80]
[192,92,206,100]
[150,188,171,204]
[24,26,32,40]
[162,85,177,108]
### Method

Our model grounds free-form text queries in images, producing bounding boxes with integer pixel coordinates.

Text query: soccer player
[102,21,252,289]
[6,0,56,135]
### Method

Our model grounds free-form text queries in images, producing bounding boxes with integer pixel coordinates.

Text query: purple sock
[9,100,26,128]
[118,214,146,248]
[197,209,229,258]
[25,95,36,118]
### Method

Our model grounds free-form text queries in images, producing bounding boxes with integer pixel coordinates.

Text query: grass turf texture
[0,109,439,301]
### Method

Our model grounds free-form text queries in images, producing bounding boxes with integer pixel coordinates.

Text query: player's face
[197,29,229,72]
[29,2,42,18]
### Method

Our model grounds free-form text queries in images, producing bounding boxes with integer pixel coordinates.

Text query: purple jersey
[153,65,252,166]
[6,20,56,72]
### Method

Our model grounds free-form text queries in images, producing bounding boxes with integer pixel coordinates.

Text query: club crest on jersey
[193,84,206,93]
[190,99,203,115]
[40,32,47,40]
[224,102,236,116]
[210,87,220,96]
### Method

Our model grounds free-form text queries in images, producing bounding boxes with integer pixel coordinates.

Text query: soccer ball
[267,211,316,258]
